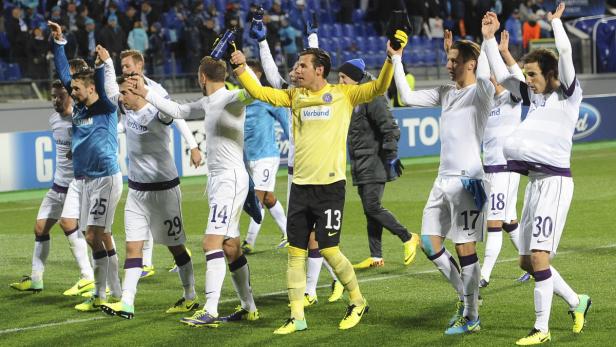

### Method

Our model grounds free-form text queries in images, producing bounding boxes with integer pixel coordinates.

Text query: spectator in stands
[278,17,299,68]
[204,2,220,32]
[505,9,523,58]
[124,5,139,33]
[66,2,79,32]
[98,14,126,74]
[288,0,307,32]
[146,22,165,76]
[522,14,541,49]
[128,21,149,54]
[407,0,425,35]
[24,4,45,31]
[519,0,536,23]
[200,17,218,56]
[6,6,28,64]
[183,15,202,75]
[140,1,160,32]
[76,4,89,30]
[49,6,68,29]
[424,15,444,40]
[339,0,354,24]
[76,17,97,65]
[108,2,131,34]
[265,1,284,56]
[224,4,243,48]
[26,26,48,79]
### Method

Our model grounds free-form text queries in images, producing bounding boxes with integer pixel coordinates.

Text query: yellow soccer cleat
[353,258,384,270]
[9,276,43,292]
[140,266,156,279]
[339,299,369,330]
[303,293,317,307]
[516,329,551,345]
[404,233,420,265]
[75,296,106,312]
[180,309,220,328]
[63,278,95,296]
[570,294,591,333]
[166,297,200,314]
[81,287,110,298]
[273,318,307,335]
[101,301,135,319]
[328,280,344,303]
[222,306,260,322]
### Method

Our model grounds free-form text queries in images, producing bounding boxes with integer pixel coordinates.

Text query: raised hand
[230,49,246,67]
[498,30,510,53]
[249,20,267,42]
[95,45,110,62]
[548,2,565,22]
[481,12,499,39]
[306,11,318,35]
[387,29,407,57]
[47,21,63,41]
[127,75,147,98]
[444,29,453,53]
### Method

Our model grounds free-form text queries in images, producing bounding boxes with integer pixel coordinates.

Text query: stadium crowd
[0,0,587,81]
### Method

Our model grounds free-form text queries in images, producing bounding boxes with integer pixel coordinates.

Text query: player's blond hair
[120,49,144,65]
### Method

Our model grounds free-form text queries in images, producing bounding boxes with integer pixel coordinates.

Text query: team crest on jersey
[301,106,332,121]
[322,93,333,103]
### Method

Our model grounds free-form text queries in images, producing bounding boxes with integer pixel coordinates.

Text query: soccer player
[481,6,591,344]
[479,30,529,288]
[93,47,197,319]
[9,80,94,296]
[337,58,420,270]
[392,29,494,334]
[119,49,202,278]
[127,56,259,327]
[230,30,407,333]
[253,16,345,306]
[240,60,290,253]
[50,20,124,312]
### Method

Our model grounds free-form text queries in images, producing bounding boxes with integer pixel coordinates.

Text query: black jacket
[348,73,401,186]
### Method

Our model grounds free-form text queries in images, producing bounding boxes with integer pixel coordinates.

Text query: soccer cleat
[140,266,156,278]
[339,300,369,330]
[403,233,420,265]
[479,278,489,288]
[9,276,43,292]
[273,318,308,335]
[287,293,317,308]
[353,257,384,270]
[221,306,260,322]
[444,316,481,335]
[570,294,591,334]
[517,272,531,283]
[328,280,344,302]
[81,287,110,298]
[515,328,551,345]
[75,296,106,312]
[63,278,95,296]
[276,237,289,249]
[448,301,465,327]
[181,309,220,327]
[166,297,200,314]
[241,241,254,254]
[101,301,135,319]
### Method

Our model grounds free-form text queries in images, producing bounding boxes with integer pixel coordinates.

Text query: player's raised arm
[97,45,120,105]
[476,42,495,101]
[233,57,292,108]
[94,64,117,114]
[549,3,575,90]
[498,30,525,81]
[128,75,203,119]
[49,21,72,93]
[390,40,440,107]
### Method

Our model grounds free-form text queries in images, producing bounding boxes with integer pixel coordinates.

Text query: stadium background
[1,0,616,346]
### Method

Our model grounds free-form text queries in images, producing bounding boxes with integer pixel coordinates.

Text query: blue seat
[6,63,21,80]
[352,9,364,21]
[423,49,437,66]
[215,0,226,12]
[341,51,354,64]
[366,36,380,52]
[329,37,341,53]
[364,24,377,36]
[353,23,366,37]
[320,24,333,38]
[319,37,332,52]
[355,37,369,52]
[332,23,343,36]
[594,17,616,72]
[572,15,606,35]
[340,37,353,50]
[329,51,338,66]
[342,24,354,37]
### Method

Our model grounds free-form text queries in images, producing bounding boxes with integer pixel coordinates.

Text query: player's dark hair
[51,79,65,90]
[246,60,263,75]
[451,40,480,71]
[72,69,95,86]
[199,56,227,82]
[69,58,88,73]
[522,48,559,82]
[299,48,331,78]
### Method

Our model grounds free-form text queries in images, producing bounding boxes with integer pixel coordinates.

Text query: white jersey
[144,76,169,98]
[483,90,522,169]
[392,52,494,179]
[50,112,74,187]
[123,104,178,183]
[503,80,582,172]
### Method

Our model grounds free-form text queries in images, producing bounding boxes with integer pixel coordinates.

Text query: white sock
[205,250,226,317]
[245,207,265,246]
[268,201,287,238]
[459,254,480,321]
[428,248,464,300]
[65,229,94,280]
[504,223,522,251]
[533,268,554,333]
[229,255,257,312]
[175,251,196,301]
[142,233,154,267]
[306,249,323,296]
[322,258,338,281]
[550,266,579,310]
[93,250,109,299]
[107,249,122,298]
[121,258,143,306]
[481,228,502,282]
[31,235,50,282]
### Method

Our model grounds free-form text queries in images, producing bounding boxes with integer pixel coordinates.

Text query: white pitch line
[0,206,38,213]
[2,243,614,335]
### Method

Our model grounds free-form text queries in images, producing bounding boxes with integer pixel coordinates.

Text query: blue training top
[244,100,290,161]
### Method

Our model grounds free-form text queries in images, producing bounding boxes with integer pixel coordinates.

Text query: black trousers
[357,183,411,258]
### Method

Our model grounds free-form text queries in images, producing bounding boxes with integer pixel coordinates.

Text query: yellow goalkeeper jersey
[237,59,394,185]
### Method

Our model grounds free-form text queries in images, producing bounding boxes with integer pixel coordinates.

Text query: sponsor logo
[327,231,338,237]
[322,93,333,103]
[489,108,501,117]
[573,103,601,140]
[301,106,332,120]
[126,118,148,132]
[73,117,93,126]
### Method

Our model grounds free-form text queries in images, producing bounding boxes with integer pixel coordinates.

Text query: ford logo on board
[573,103,601,140]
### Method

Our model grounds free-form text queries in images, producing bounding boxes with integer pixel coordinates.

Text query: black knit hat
[338,58,365,82]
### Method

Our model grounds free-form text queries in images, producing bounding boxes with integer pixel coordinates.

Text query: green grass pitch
[1,141,615,346]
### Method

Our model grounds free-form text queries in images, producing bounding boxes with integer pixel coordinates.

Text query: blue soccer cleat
[445,316,481,335]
